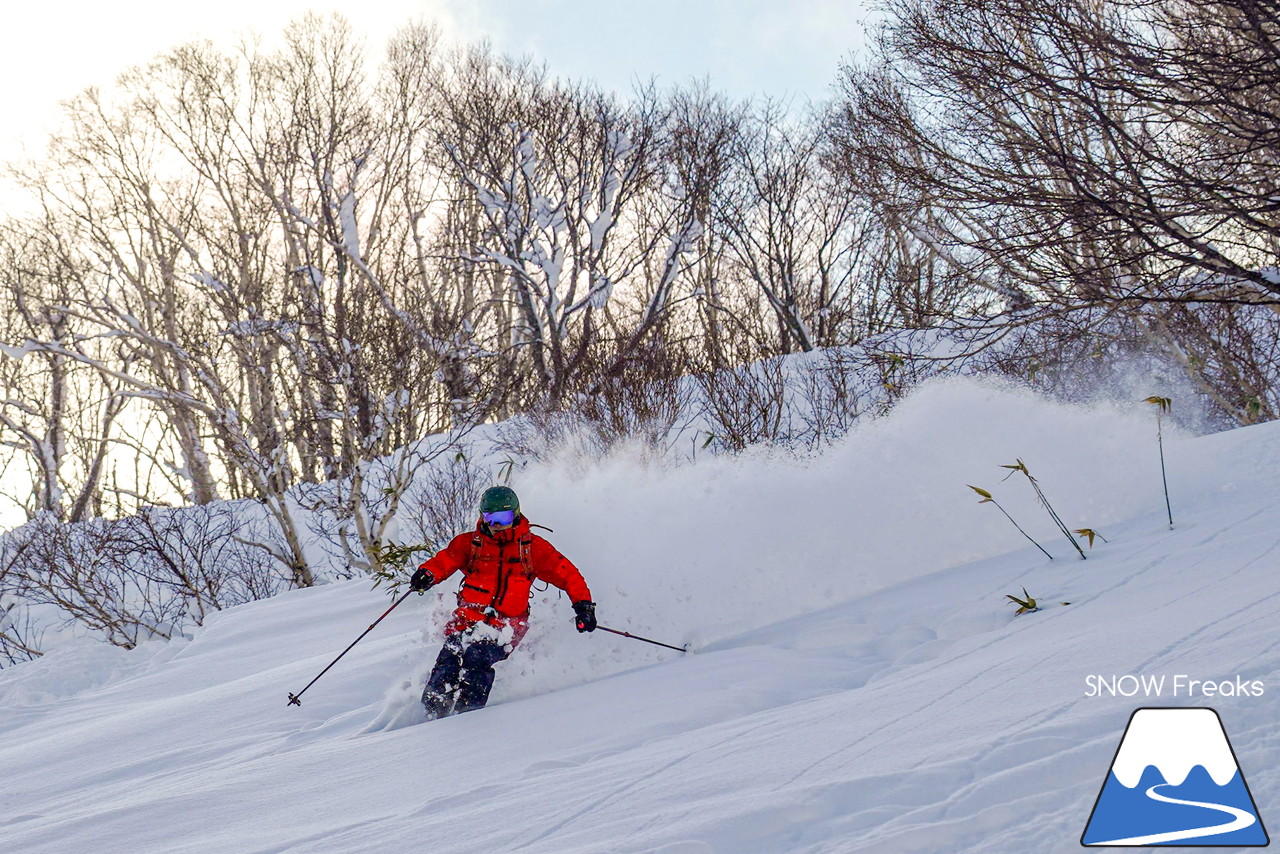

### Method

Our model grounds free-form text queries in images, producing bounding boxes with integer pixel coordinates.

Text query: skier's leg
[421,637,465,719]
[454,640,513,714]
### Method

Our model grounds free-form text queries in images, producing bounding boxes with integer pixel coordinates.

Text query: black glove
[409,568,435,593]
[573,600,597,633]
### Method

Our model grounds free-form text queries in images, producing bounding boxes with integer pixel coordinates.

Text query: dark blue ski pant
[421,635,513,717]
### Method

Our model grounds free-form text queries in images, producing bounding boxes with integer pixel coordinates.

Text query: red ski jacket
[417,516,592,637]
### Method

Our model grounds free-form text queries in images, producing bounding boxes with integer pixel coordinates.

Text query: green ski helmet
[479,485,520,515]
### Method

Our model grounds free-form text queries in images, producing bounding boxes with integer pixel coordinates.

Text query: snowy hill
[1,378,1276,853]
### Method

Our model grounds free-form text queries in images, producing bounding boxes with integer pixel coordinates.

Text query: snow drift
[0,376,1276,854]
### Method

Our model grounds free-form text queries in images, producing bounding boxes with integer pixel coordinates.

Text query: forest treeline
[1,0,1278,656]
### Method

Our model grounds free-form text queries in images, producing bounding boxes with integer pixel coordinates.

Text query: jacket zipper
[489,541,509,614]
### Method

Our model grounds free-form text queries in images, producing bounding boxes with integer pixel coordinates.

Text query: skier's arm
[530,537,592,602]
[416,533,472,586]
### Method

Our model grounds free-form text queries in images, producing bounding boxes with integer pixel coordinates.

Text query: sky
[0,0,873,175]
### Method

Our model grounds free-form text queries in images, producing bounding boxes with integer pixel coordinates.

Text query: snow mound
[515,376,1207,647]
[2,377,1277,854]
[0,641,153,708]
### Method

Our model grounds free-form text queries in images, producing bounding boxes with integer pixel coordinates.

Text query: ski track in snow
[1,381,1278,853]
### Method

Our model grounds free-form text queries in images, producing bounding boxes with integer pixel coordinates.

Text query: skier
[409,486,597,719]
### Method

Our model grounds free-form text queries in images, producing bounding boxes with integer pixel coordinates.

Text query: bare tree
[438,53,705,408]
[2,505,284,649]
[828,0,1280,423]
[0,227,131,522]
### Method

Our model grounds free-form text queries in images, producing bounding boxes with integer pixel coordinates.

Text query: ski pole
[596,624,688,653]
[287,589,415,707]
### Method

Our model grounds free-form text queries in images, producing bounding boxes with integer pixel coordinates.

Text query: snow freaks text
[1085,675,1265,699]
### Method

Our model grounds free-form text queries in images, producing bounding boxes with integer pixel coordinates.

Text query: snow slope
[1,378,1277,853]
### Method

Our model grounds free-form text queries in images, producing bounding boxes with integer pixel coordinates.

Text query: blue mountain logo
[1082,707,1269,847]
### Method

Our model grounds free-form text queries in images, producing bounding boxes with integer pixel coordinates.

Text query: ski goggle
[482,509,516,528]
